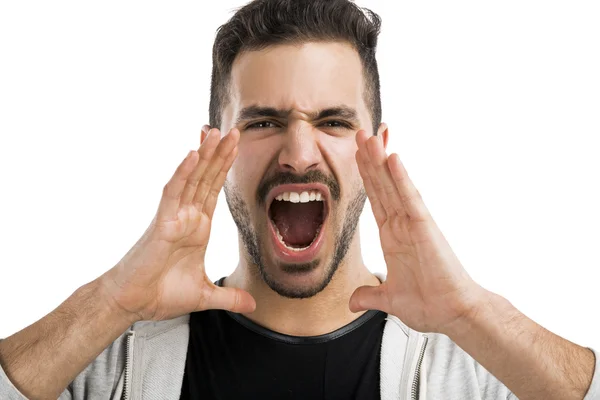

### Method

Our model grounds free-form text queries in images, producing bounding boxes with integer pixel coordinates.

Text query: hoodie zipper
[118,319,423,400]
[121,331,135,400]
[410,334,428,400]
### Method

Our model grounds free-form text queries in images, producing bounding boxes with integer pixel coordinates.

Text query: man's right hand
[100,127,256,322]
[0,127,256,400]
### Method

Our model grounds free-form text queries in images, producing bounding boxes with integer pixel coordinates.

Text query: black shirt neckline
[217,276,383,345]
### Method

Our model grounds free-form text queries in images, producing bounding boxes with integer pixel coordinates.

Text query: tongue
[270,201,323,247]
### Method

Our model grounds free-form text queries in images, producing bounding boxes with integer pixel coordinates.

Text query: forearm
[0,277,138,400]
[446,289,595,400]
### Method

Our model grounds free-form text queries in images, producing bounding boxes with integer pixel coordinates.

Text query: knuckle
[399,193,413,204]
[205,190,218,205]
[195,181,211,199]
[186,178,200,188]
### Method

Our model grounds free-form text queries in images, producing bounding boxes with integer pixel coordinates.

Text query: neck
[224,229,381,336]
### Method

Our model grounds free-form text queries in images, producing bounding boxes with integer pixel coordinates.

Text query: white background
[0,0,598,353]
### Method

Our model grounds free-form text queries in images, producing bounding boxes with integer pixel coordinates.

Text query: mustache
[256,170,341,207]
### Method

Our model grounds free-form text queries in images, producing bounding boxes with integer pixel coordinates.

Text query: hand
[349,129,485,334]
[99,127,256,322]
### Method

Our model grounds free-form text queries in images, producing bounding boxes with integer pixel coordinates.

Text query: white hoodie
[1,280,599,399]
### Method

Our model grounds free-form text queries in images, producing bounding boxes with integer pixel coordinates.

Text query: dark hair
[209,0,382,135]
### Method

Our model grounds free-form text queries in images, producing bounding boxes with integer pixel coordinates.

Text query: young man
[1,0,598,399]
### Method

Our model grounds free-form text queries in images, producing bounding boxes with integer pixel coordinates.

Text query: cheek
[318,134,363,218]
[228,141,275,196]
[319,133,360,183]
[319,132,357,159]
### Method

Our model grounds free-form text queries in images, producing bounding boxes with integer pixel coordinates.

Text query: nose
[277,124,322,174]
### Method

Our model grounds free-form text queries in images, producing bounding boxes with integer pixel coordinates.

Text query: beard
[224,173,367,299]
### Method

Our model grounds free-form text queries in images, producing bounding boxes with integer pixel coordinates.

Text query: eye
[320,120,352,129]
[246,120,279,130]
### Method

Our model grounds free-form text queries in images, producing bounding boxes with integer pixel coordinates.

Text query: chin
[226,176,361,299]
[258,254,338,299]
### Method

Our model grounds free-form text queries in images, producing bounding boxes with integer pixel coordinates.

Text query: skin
[206,40,596,398]
[210,41,382,336]
[0,40,594,400]
[347,128,596,399]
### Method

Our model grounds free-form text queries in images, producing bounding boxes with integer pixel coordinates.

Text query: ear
[376,122,389,150]
[201,125,211,143]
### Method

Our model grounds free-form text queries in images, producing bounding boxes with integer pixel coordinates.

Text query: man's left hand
[349,129,487,334]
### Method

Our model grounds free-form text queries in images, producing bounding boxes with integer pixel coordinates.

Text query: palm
[155,205,212,247]
[142,208,214,321]
[382,215,469,331]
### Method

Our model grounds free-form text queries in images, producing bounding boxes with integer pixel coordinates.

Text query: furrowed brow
[235,106,290,126]
[234,105,360,126]
[313,106,360,125]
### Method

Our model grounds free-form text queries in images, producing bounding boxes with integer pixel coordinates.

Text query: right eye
[246,121,279,130]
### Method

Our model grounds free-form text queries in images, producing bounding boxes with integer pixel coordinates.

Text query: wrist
[91,274,142,327]
[440,284,495,339]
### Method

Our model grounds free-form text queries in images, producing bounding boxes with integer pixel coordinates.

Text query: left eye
[320,120,351,128]
[246,121,279,130]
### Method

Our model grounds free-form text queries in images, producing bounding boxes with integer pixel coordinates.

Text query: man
[0,0,598,398]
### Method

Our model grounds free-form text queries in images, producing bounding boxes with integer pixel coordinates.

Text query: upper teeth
[275,191,323,203]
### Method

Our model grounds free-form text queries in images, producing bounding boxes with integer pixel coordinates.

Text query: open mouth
[266,184,329,262]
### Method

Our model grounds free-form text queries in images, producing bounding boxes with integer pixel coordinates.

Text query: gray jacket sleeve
[584,347,600,400]
[0,339,33,400]
[0,355,29,399]
[0,332,127,400]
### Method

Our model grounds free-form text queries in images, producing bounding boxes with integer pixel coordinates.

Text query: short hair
[209,0,382,135]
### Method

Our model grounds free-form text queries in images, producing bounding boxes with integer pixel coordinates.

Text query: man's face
[221,41,374,298]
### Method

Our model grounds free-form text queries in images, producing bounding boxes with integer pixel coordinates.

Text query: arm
[1,127,255,400]
[0,278,137,400]
[446,288,596,400]
[349,129,598,400]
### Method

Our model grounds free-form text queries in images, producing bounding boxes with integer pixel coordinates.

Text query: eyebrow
[234,105,360,126]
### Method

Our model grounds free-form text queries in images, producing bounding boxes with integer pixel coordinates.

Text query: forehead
[227,41,366,118]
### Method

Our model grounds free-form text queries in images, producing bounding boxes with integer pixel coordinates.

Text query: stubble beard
[224,180,367,299]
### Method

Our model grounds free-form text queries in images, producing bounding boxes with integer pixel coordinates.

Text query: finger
[388,153,430,220]
[355,129,370,148]
[365,135,405,216]
[349,284,390,314]
[201,285,257,313]
[358,135,396,217]
[355,129,373,163]
[156,149,200,220]
[356,150,387,227]
[203,146,238,219]
[180,129,221,206]
[194,128,240,208]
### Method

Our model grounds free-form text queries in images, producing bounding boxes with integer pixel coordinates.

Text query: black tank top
[179,277,385,399]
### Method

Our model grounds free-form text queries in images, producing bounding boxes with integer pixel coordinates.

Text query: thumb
[201,286,257,314]
[349,284,389,314]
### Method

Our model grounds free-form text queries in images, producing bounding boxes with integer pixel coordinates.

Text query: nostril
[281,163,296,172]
[306,162,319,171]
[280,162,319,174]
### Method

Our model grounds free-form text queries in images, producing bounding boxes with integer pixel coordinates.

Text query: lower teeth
[274,224,322,252]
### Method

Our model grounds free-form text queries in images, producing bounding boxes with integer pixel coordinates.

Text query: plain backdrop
[0,0,598,353]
